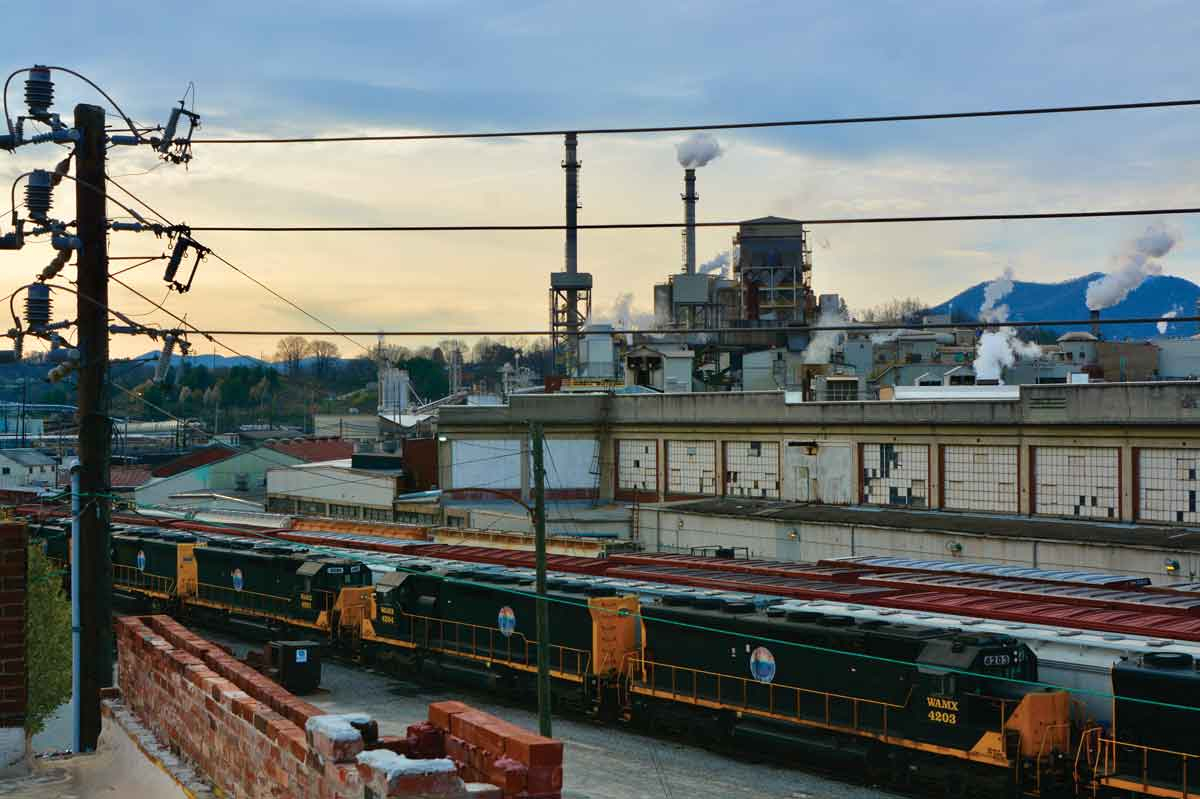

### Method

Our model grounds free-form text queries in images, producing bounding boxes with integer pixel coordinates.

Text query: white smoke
[698,250,730,276]
[589,292,662,332]
[972,266,1040,383]
[1157,306,1181,335]
[676,133,723,168]
[870,329,901,345]
[803,307,848,365]
[1086,224,1180,311]
[979,266,1015,323]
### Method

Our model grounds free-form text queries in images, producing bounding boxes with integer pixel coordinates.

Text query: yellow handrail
[114,564,176,596]
[1088,734,1195,797]
[396,609,592,678]
[629,655,906,710]
[195,581,333,616]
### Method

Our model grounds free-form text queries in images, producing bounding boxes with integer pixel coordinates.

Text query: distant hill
[133,352,273,370]
[928,273,1200,340]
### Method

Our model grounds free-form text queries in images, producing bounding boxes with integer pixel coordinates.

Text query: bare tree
[308,340,340,378]
[274,336,309,375]
[854,297,929,323]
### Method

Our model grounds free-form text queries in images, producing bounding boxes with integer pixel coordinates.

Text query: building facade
[437,383,1200,526]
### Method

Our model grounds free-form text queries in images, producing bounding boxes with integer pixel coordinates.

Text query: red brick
[429,700,471,731]
[525,765,564,795]
[485,756,527,796]
[502,732,563,768]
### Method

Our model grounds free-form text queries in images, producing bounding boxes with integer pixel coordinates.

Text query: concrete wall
[266,465,398,509]
[637,506,1200,585]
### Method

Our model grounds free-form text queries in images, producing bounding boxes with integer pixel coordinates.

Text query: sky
[3,0,1200,358]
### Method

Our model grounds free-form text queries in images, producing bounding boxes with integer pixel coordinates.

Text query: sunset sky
[4,1,1199,358]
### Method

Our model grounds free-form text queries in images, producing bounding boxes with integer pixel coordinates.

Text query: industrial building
[437,381,1200,583]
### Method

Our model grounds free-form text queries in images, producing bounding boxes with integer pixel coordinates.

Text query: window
[363,507,393,522]
[2,468,9,476]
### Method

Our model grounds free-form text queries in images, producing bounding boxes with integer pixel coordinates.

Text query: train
[37,520,1200,799]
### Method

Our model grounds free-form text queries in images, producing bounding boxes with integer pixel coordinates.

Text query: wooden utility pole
[530,422,552,737]
[74,103,112,751]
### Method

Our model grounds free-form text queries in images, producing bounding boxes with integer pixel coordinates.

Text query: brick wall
[114,615,560,798]
[0,521,26,771]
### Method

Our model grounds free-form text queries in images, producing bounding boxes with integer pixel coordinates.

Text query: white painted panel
[816,444,854,504]
[452,439,522,489]
[543,439,599,489]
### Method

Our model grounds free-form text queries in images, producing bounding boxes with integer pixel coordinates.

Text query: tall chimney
[563,133,581,351]
[1090,309,1101,340]
[682,168,697,274]
[564,133,579,277]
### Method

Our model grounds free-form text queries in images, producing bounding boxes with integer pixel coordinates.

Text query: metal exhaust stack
[682,168,697,274]
[1090,309,1101,340]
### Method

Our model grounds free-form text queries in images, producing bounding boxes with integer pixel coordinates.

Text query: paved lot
[218,635,898,799]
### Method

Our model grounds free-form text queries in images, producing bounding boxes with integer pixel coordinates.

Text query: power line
[105,176,372,356]
[169,315,1200,337]
[182,203,1200,231]
[184,97,1200,144]
[186,205,1200,233]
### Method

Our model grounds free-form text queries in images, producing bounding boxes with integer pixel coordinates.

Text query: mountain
[928,273,1200,340]
[130,352,273,370]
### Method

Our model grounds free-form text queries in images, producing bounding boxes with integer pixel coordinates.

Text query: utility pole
[530,422,552,737]
[74,103,112,751]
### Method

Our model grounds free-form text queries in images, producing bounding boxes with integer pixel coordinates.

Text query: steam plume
[1157,306,1180,335]
[676,133,722,168]
[979,266,1015,323]
[589,292,663,332]
[698,250,730,276]
[972,266,1040,383]
[1086,224,1180,311]
[802,307,847,364]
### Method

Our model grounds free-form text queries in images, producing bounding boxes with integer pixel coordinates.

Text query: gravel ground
[215,634,899,799]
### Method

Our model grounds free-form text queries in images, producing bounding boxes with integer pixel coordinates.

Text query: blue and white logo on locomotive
[749,646,776,684]
[136,550,146,571]
[497,606,516,638]
[232,568,244,591]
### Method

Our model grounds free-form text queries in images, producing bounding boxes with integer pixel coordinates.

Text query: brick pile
[115,615,554,798]
[414,701,564,799]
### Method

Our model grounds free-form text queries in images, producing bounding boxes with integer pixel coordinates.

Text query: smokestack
[683,168,697,274]
[564,133,579,276]
[1090,309,1101,340]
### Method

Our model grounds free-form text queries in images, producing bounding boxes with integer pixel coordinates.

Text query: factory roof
[150,444,238,477]
[740,215,802,225]
[263,437,354,463]
[0,449,55,467]
[1058,331,1099,342]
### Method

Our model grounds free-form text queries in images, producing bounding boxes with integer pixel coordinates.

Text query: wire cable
[186,206,1200,233]
[184,97,1200,144]
[105,175,372,356]
[168,314,1200,337]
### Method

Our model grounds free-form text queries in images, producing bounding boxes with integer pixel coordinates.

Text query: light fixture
[1165,559,1181,574]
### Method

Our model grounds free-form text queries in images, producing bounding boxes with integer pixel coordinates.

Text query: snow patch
[305,714,370,742]
[356,749,458,777]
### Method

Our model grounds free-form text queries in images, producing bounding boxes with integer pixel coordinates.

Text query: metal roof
[827,555,1149,587]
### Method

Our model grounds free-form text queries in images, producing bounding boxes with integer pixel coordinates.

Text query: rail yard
[26,508,1200,799]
